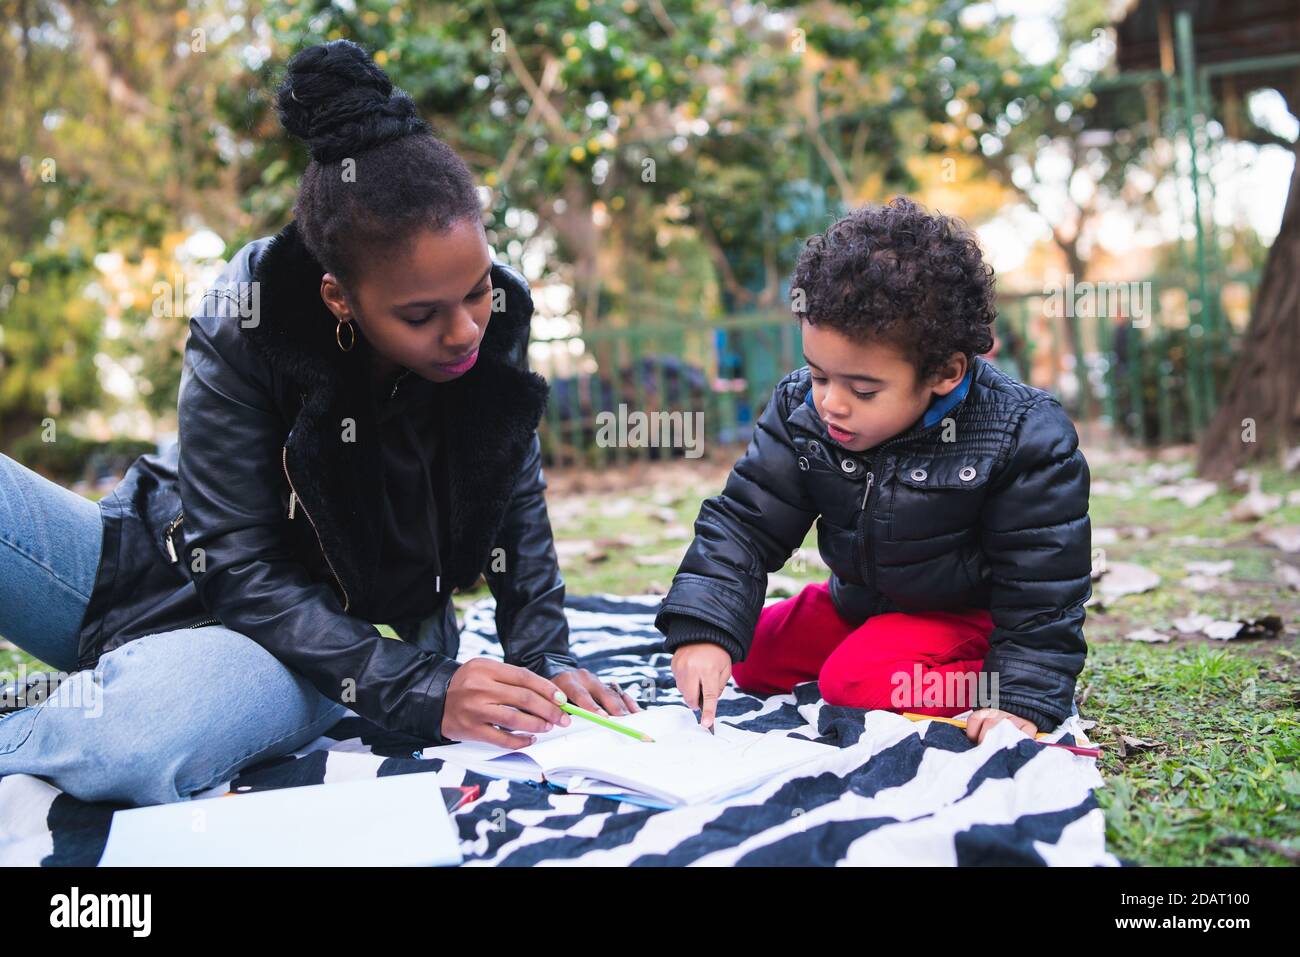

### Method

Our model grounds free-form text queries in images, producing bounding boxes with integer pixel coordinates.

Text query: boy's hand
[965,708,1038,744]
[672,642,732,732]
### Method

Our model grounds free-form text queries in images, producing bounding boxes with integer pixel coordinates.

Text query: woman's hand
[441,658,572,748]
[964,708,1038,744]
[672,642,732,732]
[552,668,641,718]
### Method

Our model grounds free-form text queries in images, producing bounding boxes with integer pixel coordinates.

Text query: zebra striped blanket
[1,594,1118,866]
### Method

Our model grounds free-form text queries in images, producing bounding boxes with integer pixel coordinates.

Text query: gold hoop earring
[336,318,356,352]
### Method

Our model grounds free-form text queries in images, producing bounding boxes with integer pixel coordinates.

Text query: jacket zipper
[857,470,876,590]
[164,512,220,626]
[164,511,184,564]
[843,387,975,594]
[281,445,351,612]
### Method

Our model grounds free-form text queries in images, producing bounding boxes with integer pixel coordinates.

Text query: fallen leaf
[1093,526,1152,546]
[594,534,656,549]
[1147,462,1193,483]
[1229,474,1282,521]
[1093,562,1161,603]
[633,551,686,567]
[1183,574,1231,592]
[598,498,638,519]
[1168,535,1226,547]
[1172,613,1214,634]
[1275,561,1300,591]
[554,539,596,559]
[1117,734,1165,759]
[656,525,692,541]
[1125,627,1172,643]
[1203,620,1244,640]
[1091,480,1135,499]
[1151,480,1218,508]
[1258,525,1300,553]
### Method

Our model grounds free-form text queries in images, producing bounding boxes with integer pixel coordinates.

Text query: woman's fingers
[494,680,567,725]
[472,722,538,750]
[583,674,632,716]
[618,687,642,713]
[569,680,607,717]
[495,661,567,706]
[484,704,553,735]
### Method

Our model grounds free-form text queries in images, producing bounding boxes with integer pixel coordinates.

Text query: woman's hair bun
[275,39,430,164]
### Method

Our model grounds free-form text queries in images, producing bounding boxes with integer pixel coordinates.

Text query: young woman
[0,40,636,807]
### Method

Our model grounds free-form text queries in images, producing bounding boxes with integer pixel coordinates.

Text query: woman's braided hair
[275,40,481,286]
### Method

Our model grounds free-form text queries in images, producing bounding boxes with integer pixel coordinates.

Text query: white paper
[426,705,832,806]
[98,771,462,867]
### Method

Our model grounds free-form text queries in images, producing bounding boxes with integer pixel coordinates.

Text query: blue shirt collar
[921,363,974,428]
[802,362,976,430]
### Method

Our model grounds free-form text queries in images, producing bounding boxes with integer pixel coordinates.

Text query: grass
[1070,451,1300,864]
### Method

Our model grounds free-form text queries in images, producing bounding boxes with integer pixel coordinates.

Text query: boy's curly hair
[789,197,997,384]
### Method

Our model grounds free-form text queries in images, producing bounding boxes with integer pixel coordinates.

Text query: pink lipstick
[432,348,479,376]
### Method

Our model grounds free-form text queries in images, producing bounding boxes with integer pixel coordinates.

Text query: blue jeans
[0,453,349,805]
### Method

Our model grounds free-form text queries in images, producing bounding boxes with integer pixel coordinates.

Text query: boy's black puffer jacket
[654,356,1091,731]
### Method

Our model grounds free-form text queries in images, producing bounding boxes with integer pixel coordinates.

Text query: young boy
[655,197,1091,744]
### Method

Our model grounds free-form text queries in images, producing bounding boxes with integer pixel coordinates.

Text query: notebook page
[534,706,832,806]
[423,712,590,780]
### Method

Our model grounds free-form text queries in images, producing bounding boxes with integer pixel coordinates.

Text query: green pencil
[558,702,654,742]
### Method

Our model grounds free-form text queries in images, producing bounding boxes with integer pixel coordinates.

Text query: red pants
[731,581,994,717]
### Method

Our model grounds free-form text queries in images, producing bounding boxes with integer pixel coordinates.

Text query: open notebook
[424,704,833,807]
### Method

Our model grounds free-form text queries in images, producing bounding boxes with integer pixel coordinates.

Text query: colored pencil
[900,712,1102,758]
[559,702,654,742]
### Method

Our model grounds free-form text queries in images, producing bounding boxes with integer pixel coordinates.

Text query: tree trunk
[1197,140,1300,480]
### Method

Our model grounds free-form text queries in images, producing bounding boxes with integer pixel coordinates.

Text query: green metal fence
[529,268,1255,468]
[530,309,799,469]
[994,270,1255,445]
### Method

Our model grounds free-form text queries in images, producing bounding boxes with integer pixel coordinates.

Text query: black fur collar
[243,219,550,611]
